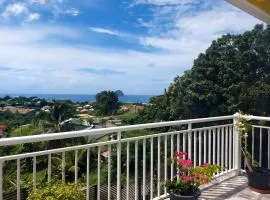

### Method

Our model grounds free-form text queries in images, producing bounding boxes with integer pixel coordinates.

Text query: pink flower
[202,163,209,167]
[175,151,187,157]
[178,158,192,168]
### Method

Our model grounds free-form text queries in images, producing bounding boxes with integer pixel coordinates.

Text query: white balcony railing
[0,113,269,200]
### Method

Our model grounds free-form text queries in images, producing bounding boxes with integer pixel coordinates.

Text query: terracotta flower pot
[169,189,201,200]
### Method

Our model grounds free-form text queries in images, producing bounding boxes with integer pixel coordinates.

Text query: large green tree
[94,91,120,115]
[139,24,270,122]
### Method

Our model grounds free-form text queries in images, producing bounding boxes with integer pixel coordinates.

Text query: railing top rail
[248,115,270,122]
[0,115,233,146]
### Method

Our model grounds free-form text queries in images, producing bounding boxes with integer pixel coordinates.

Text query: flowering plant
[165,151,221,196]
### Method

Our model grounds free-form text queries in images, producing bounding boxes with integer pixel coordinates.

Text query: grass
[9,124,43,137]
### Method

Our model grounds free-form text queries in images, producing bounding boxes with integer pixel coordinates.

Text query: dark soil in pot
[169,189,201,200]
[246,167,270,193]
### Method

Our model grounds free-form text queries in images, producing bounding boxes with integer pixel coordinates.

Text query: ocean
[0,94,153,103]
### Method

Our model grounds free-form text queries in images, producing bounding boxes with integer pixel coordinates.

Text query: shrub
[27,182,85,200]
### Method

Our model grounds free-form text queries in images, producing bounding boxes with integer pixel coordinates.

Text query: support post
[188,123,192,159]
[117,131,121,200]
[233,113,241,173]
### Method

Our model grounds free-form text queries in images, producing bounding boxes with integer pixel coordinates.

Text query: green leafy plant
[27,182,85,200]
[165,151,221,196]
[236,113,259,171]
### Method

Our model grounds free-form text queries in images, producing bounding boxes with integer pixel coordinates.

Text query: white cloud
[26,12,40,21]
[65,8,80,16]
[2,3,28,18]
[89,27,123,36]
[132,0,192,6]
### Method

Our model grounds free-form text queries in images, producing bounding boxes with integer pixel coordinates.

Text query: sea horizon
[0,93,155,103]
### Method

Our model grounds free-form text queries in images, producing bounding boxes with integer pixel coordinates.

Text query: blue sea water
[0,94,153,103]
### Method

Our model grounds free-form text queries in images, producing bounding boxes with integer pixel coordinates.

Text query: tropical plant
[94,91,120,116]
[27,182,85,200]
[165,151,221,196]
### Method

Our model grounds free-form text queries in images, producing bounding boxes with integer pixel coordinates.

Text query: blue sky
[0,0,261,95]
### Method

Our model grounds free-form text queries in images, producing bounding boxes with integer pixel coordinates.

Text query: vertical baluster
[86,148,90,200]
[135,140,138,200]
[177,133,180,152]
[194,131,197,167]
[117,131,122,200]
[229,125,232,170]
[126,142,129,200]
[157,136,161,198]
[208,129,212,164]
[62,152,65,183]
[143,139,146,200]
[150,138,153,200]
[213,128,216,165]
[164,135,168,191]
[225,126,229,171]
[252,127,254,165]
[217,128,220,166]
[97,146,101,200]
[17,159,20,200]
[221,127,224,170]
[108,145,111,200]
[0,161,3,200]
[33,156,36,189]
[204,129,207,163]
[199,130,202,166]
[170,135,174,180]
[48,153,51,183]
[188,124,192,159]
[183,133,186,158]
[268,129,270,169]
[260,128,262,167]
[75,150,78,184]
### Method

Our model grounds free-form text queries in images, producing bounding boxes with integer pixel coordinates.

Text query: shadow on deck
[199,175,270,200]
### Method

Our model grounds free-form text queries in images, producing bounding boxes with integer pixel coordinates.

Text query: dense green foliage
[139,24,270,122]
[94,91,120,115]
[27,182,85,200]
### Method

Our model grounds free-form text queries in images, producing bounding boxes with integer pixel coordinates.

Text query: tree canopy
[138,24,270,122]
[94,91,120,115]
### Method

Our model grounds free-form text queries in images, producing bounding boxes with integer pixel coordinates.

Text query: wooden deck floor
[199,175,270,200]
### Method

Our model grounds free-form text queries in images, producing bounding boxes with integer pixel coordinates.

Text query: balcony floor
[199,175,270,200]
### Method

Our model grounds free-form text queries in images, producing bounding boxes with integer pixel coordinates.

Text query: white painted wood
[157,136,161,198]
[229,125,232,169]
[164,135,168,190]
[260,128,262,167]
[194,131,197,167]
[188,123,192,159]
[33,156,36,189]
[170,135,174,180]
[199,130,202,166]
[217,127,220,166]
[117,131,122,200]
[150,137,153,200]
[204,129,207,163]
[213,128,216,165]
[126,142,130,200]
[75,150,78,184]
[143,139,146,200]
[268,129,270,169]
[48,153,51,183]
[135,140,138,200]
[0,115,235,146]
[225,126,228,170]
[108,144,111,200]
[221,127,224,169]
[17,159,20,200]
[86,148,90,200]
[252,126,254,165]
[208,129,212,164]
[97,146,101,200]
[0,161,3,200]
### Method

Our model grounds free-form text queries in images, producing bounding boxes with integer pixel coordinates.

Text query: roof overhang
[226,0,270,24]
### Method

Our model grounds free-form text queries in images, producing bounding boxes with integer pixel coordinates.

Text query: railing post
[117,131,121,200]
[233,113,241,173]
[0,160,3,200]
[188,123,192,159]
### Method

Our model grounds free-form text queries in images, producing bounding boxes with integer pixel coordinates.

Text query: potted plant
[237,114,270,193]
[165,151,221,200]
